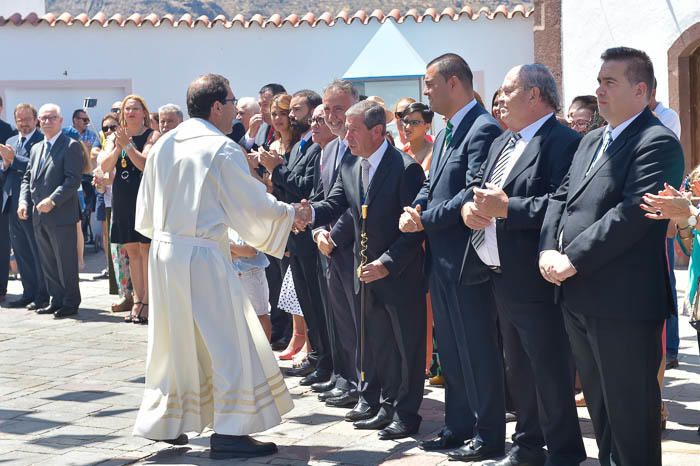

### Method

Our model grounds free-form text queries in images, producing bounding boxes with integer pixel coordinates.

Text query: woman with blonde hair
[100,95,159,324]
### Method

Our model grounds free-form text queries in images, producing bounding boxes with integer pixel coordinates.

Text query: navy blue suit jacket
[1,130,43,216]
[413,103,502,281]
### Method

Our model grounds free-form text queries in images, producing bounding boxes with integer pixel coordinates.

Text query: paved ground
[0,248,699,465]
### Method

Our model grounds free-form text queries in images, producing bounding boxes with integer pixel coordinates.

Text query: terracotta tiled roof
[0,6,533,29]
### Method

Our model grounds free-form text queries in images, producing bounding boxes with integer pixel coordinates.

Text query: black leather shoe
[147,434,188,446]
[6,297,33,308]
[447,440,503,462]
[378,419,420,440]
[27,301,49,311]
[54,307,78,318]
[283,360,315,378]
[270,339,289,351]
[345,400,377,422]
[311,379,336,393]
[209,433,277,459]
[325,391,359,408]
[353,410,392,430]
[36,303,61,315]
[318,387,347,401]
[299,369,331,386]
[492,447,546,466]
[419,431,465,451]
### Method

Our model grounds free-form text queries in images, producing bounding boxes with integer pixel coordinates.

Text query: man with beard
[259,90,332,386]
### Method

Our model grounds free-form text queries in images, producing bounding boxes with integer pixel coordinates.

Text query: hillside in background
[45,1,532,18]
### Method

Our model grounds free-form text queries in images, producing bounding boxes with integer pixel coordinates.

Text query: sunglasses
[111,108,121,114]
[77,117,90,123]
[102,125,118,132]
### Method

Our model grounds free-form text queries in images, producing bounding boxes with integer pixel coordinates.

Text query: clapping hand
[0,144,16,169]
[473,183,509,218]
[461,201,492,230]
[399,205,424,233]
[539,250,577,286]
[292,199,312,232]
[640,183,692,221]
[248,113,263,138]
[114,126,130,149]
[258,148,284,172]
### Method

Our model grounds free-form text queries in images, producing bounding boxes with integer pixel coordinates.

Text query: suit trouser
[33,221,81,308]
[492,274,585,465]
[290,247,332,372]
[431,273,505,446]
[0,208,9,295]
[325,245,358,391]
[561,304,663,466]
[364,284,426,426]
[8,211,47,303]
[265,255,290,343]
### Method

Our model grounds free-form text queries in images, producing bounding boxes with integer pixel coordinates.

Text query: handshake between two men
[398,182,577,285]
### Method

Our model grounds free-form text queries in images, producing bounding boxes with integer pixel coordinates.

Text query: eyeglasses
[102,125,118,132]
[310,117,326,126]
[38,115,59,123]
[221,97,237,106]
[111,108,121,114]
[401,118,425,126]
[569,119,592,129]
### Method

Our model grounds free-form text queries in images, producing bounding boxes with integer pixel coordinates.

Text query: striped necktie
[471,133,521,251]
[585,130,613,176]
[444,121,454,147]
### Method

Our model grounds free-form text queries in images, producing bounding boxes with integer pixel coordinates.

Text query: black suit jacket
[20,133,82,226]
[1,130,43,216]
[271,137,322,256]
[312,144,426,295]
[540,108,684,320]
[413,103,502,281]
[460,116,580,299]
[0,119,16,144]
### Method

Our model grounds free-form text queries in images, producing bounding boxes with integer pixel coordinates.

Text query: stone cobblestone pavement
[0,250,698,465]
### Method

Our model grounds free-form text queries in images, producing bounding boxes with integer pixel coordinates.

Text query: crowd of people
[0,44,695,465]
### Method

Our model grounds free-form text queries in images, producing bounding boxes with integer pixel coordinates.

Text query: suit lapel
[37,134,64,180]
[430,105,482,187]
[502,116,556,189]
[365,146,393,206]
[480,133,510,186]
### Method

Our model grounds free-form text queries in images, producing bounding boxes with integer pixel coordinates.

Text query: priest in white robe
[132,74,308,459]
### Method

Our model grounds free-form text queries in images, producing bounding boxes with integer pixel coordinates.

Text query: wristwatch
[688,205,698,228]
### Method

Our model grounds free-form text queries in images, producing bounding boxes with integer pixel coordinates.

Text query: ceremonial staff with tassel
[356,204,369,393]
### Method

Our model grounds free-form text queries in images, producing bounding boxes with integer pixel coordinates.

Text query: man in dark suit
[259,90,332,385]
[461,64,585,466]
[399,53,504,455]
[539,47,684,466]
[306,100,426,440]
[309,80,361,409]
[0,97,17,144]
[19,104,83,318]
[0,104,49,310]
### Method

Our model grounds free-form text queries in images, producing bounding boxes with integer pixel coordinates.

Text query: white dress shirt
[448,99,478,131]
[476,112,553,267]
[653,102,681,139]
[363,139,388,185]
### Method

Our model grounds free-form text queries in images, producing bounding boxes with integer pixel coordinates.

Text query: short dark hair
[427,53,474,91]
[72,108,86,119]
[187,74,230,120]
[570,95,598,113]
[346,100,386,131]
[259,83,286,96]
[292,89,322,110]
[600,47,654,99]
[402,102,434,124]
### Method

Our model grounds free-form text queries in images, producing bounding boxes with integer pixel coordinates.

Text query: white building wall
[0,16,533,122]
[561,0,700,110]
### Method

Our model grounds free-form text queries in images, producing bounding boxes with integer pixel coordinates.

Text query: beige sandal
[111,295,133,313]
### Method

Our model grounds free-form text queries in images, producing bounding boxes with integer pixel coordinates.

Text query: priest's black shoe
[36,303,61,315]
[345,400,377,422]
[299,369,331,386]
[54,307,78,318]
[419,430,465,451]
[6,297,33,308]
[311,379,336,393]
[378,419,420,440]
[209,433,277,459]
[318,387,346,401]
[447,439,503,462]
[27,301,49,311]
[353,410,392,430]
[283,360,314,377]
[147,434,188,446]
[492,446,546,466]
[325,391,358,408]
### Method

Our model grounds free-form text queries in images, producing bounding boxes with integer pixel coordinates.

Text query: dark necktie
[586,130,613,176]
[299,138,309,153]
[471,133,521,251]
[37,141,52,174]
[17,136,26,154]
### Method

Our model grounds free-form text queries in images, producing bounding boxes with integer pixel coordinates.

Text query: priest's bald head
[187,74,237,134]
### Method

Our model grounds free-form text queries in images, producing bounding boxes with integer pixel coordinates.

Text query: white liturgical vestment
[132,118,294,439]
